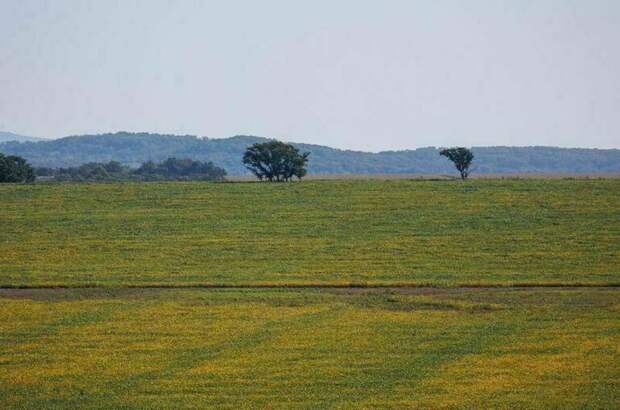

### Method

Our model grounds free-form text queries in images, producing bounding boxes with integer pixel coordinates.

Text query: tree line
[3,131,619,174]
[35,157,226,182]
[1,140,474,183]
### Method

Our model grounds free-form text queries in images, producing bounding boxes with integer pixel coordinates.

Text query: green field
[1,179,619,287]
[1,179,619,408]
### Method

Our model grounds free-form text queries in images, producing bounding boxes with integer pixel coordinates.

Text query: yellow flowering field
[1,179,618,407]
[0,288,617,408]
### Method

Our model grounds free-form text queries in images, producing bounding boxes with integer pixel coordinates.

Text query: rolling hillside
[1,131,619,175]
[0,131,46,143]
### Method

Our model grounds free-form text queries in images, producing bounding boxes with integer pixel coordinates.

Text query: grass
[1,179,619,287]
[0,287,617,409]
[1,179,618,408]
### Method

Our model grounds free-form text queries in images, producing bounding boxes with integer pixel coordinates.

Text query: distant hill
[0,131,47,143]
[1,131,619,175]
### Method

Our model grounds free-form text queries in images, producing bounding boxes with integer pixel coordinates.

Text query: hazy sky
[1,0,619,151]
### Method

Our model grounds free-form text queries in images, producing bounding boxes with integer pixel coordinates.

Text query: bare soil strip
[1,282,618,291]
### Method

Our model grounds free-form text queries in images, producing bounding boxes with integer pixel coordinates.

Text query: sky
[1,0,619,151]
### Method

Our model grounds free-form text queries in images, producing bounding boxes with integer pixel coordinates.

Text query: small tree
[0,153,35,183]
[243,140,309,182]
[439,147,474,180]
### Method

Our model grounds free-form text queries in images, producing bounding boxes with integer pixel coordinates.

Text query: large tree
[243,140,309,182]
[0,153,35,183]
[439,147,474,180]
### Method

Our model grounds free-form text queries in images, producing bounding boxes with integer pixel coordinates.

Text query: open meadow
[1,179,619,408]
[1,179,619,287]
[1,287,618,408]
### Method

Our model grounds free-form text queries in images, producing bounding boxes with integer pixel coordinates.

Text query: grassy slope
[1,179,619,408]
[0,288,617,409]
[1,179,619,286]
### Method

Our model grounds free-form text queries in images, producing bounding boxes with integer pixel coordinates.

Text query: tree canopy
[439,147,474,179]
[36,158,226,182]
[0,153,35,183]
[243,140,309,181]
